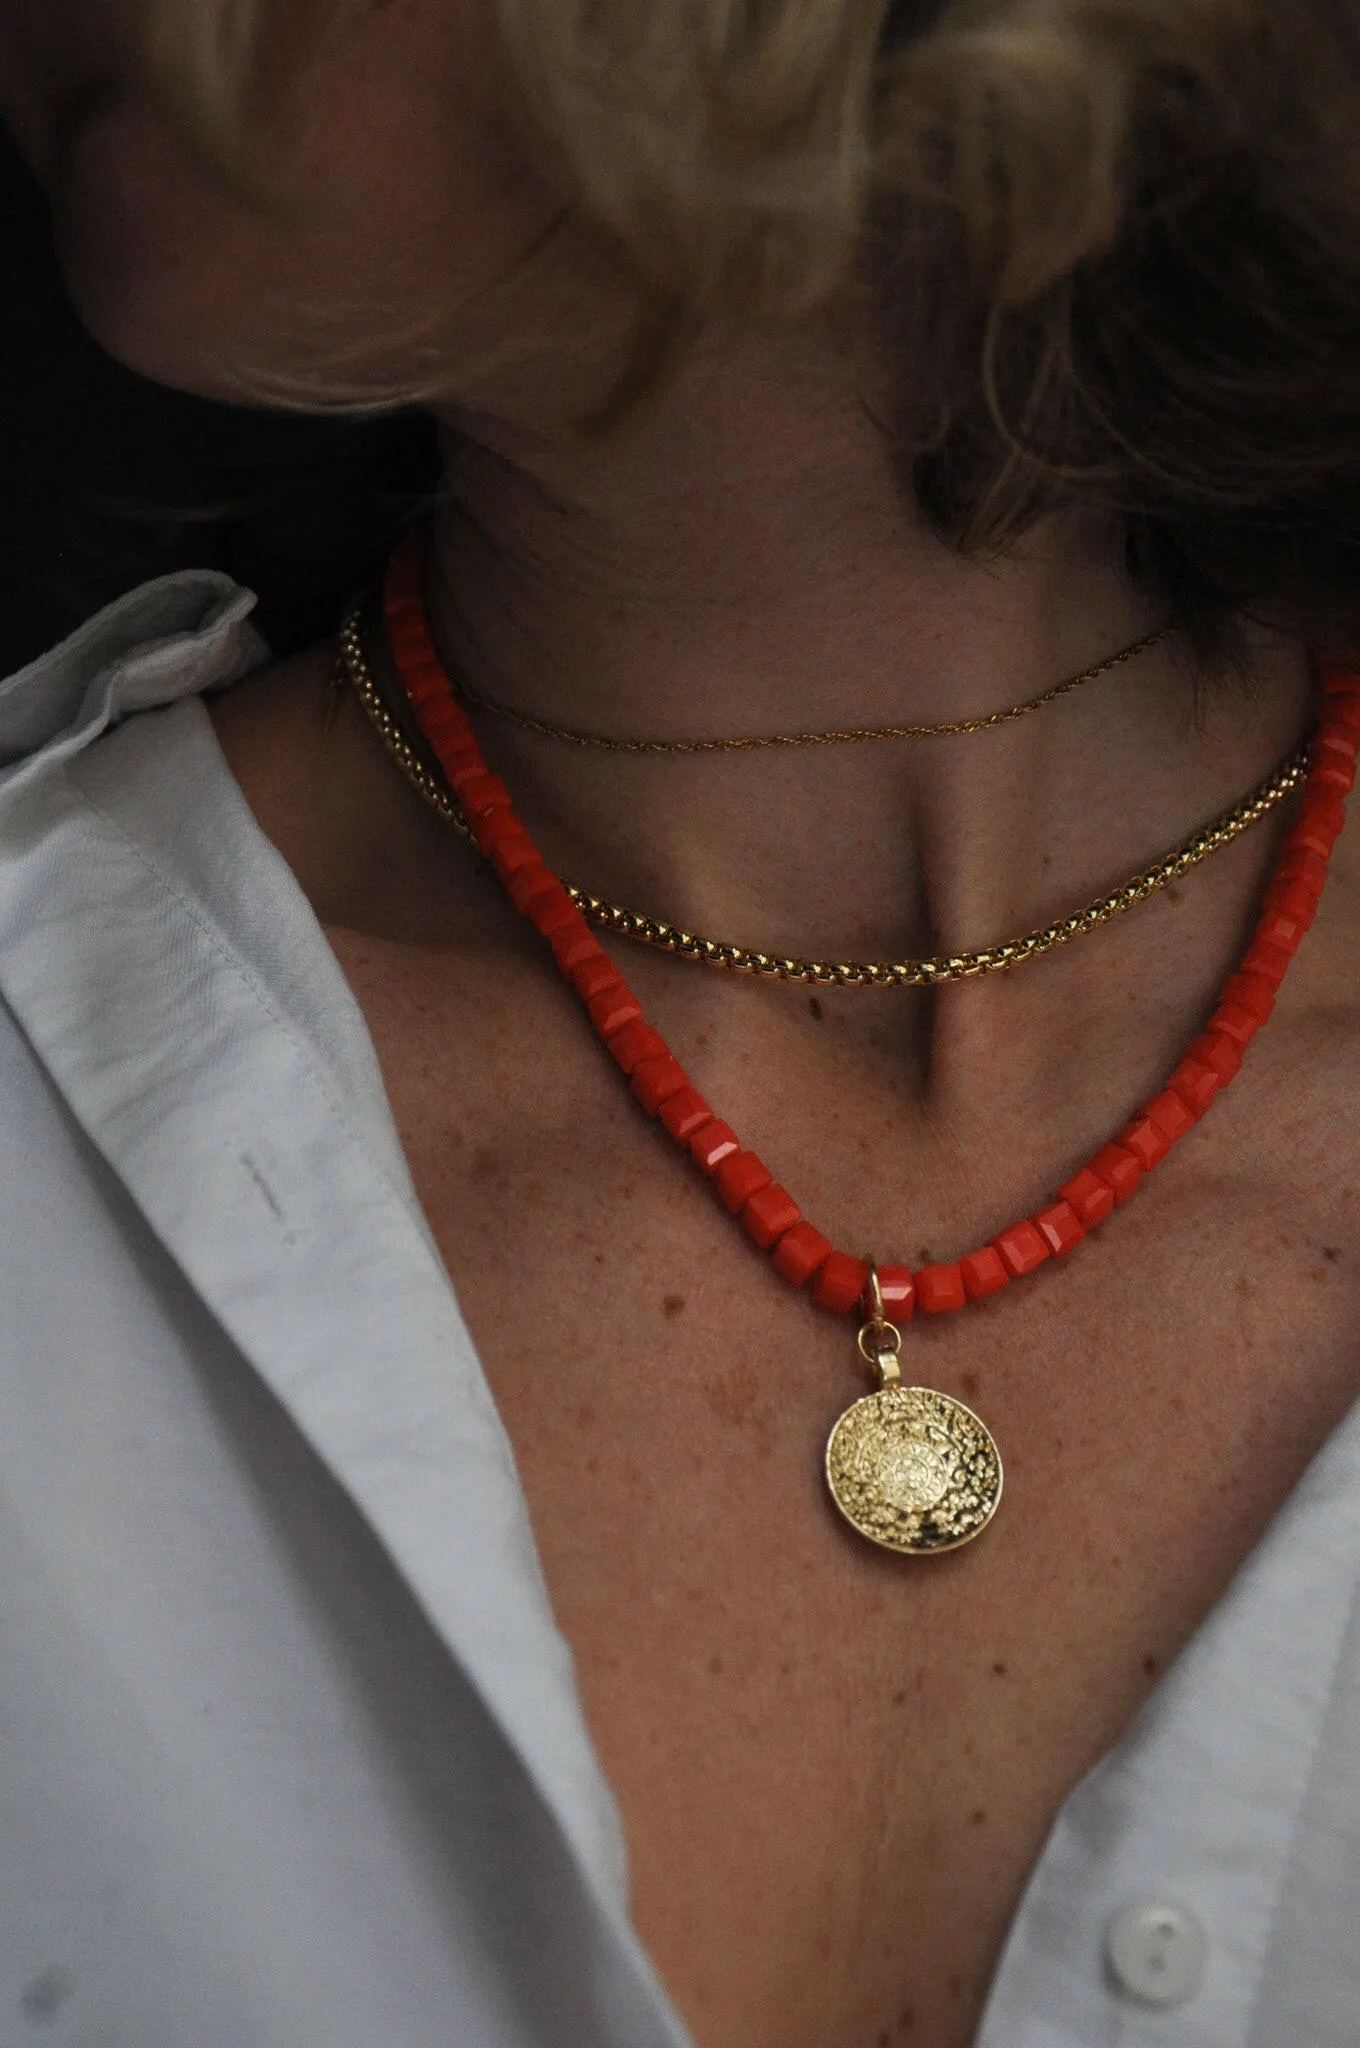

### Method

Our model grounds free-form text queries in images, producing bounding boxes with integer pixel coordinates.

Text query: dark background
[0,122,440,673]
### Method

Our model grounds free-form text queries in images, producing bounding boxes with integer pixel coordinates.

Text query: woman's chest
[328,927,1360,2048]
[481,1280,1356,2048]
[401,1168,1360,2038]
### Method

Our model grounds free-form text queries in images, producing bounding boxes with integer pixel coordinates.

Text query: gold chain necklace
[338,598,1308,988]
[439,627,1173,752]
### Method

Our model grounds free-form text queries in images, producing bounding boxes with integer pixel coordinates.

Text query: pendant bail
[857,1258,902,1387]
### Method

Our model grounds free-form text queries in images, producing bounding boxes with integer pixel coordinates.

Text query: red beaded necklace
[377,534,1359,1554]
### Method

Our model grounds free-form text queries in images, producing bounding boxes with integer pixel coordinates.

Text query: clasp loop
[857,1258,902,1386]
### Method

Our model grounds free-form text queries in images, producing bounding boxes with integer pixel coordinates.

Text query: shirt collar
[0,571,264,765]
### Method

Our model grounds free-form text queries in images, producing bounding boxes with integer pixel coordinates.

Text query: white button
[1106,1899,1208,2007]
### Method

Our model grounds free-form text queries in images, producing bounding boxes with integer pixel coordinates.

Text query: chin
[46,95,281,406]
[54,254,223,404]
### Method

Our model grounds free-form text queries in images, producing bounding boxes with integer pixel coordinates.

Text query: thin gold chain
[570,759,1306,985]
[337,600,1307,989]
[442,627,1174,752]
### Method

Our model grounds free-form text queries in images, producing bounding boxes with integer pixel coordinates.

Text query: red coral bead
[455,771,512,817]
[469,808,513,857]
[1089,1143,1142,1203]
[1169,1056,1220,1119]
[1187,1031,1242,1083]
[396,670,444,717]
[1241,938,1292,987]
[1210,1002,1260,1049]
[484,822,540,874]
[1264,878,1320,922]
[475,807,519,850]
[384,583,420,627]
[918,1263,967,1314]
[1144,1089,1196,1144]
[715,1151,773,1213]
[571,954,623,1002]
[1117,1117,1170,1171]
[1307,761,1356,797]
[606,1019,668,1073]
[1319,657,1360,694]
[413,697,458,741]
[549,921,598,975]
[1219,972,1275,1023]
[1255,907,1307,955]
[742,1183,801,1250]
[445,756,495,797]
[1058,1168,1116,1227]
[425,703,472,749]
[505,860,552,911]
[659,1088,712,1142]
[993,1219,1050,1276]
[1034,1199,1086,1256]
[428,727,474,771]
[1285,813,1342,863]
[631,1055,689,1113]
[1283,819,1338,865]
[1303,790,1347,835]
[524,879,579,937]
[1326,697,1360,735]
[878,1266,916,1320]
[1206,1031,1245,1079]
[959,1247,1009,1299]
[1274,849,1328,896]
[772,1222,833,1287]
[813,1252,870,1313]
[414,681,455,724]
[589,989,644,1040]
[690,1121,740,1172]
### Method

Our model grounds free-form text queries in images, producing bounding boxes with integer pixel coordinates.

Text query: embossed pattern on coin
[825,1385,1002,1554]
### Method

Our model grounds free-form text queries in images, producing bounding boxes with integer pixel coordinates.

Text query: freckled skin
[296,912,1358,2048]
[701,1363,763,1426]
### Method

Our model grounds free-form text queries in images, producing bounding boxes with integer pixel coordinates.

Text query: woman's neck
[429,325,1310,970]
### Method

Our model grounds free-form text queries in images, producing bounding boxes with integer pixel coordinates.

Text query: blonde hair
[137,0,1360,648]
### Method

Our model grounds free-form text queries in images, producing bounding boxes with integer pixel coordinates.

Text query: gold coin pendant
[825,1385,1002,1554]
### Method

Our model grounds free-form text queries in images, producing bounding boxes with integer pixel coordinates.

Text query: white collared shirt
[0,576,1357,2048]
